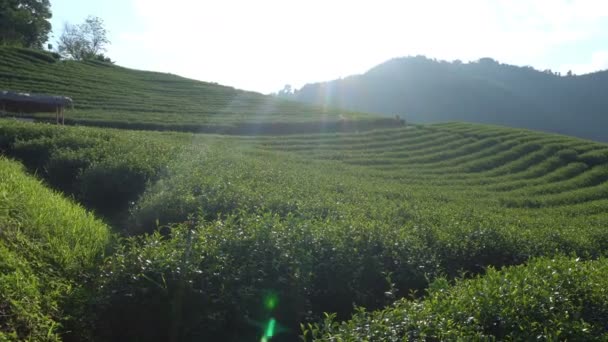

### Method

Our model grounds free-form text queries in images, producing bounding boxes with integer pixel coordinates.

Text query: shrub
[14,47,59,63]
[3,120,608,341]
[94,214,432,341]
[11,137,55,171]
[79,159,153,217]
[44,149,92,193]
[304,257,608,341]
[0,122,173,224]
[579,149,608,167]
[556,148,578,163]
[94,218,312,341]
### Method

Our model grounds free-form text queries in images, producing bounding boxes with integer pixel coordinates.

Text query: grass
[2,119,608,340]
[0,156,110,341]
[0,47,398,133]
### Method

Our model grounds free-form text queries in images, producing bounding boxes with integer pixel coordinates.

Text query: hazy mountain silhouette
[285,56,608,141]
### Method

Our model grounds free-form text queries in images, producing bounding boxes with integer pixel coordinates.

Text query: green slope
[1,119,608,340]
[0,157,110,341]
[0,47,391,133]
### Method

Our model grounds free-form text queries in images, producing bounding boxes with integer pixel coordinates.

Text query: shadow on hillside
[23,116,405,135]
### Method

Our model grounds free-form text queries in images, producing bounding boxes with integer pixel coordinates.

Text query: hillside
[1,119,608,340]
[0,47,396,133]
[287,56,608,142]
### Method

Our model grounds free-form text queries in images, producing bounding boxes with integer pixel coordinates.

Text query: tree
[57,15,110,60]
[278,84,292,95]
[478,57,498,65]
[0,0,52,48]
[276,84,296,98]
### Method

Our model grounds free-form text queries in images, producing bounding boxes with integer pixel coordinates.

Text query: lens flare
[258,292,280,340]
[264,293,279,311]
[264,318,276,339]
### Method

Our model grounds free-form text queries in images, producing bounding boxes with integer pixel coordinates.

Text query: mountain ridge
[286,56,608,141]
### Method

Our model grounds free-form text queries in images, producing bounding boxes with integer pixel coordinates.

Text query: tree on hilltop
[278,84,293,96]
[57,15,110,61]
[0,0,52,48]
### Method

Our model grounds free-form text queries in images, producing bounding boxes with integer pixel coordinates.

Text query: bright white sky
[50,0,608,94]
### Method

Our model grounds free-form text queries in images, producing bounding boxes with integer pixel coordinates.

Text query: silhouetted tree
[57,16,110,60]
[278,84,294,97]
[478,57,498,64]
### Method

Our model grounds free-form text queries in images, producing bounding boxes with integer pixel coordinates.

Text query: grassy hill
[1,119,608,340]
[0,47,396,133]
[287,56,608,142]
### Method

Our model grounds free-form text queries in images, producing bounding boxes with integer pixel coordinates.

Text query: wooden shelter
[0,90,73,124]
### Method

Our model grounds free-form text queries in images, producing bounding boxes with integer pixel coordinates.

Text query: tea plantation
[1,119,608,340]
[0,47,388,133]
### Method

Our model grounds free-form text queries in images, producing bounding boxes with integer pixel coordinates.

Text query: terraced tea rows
[257,123,608,212]
[0,48,380,132]
[2,119,608,340]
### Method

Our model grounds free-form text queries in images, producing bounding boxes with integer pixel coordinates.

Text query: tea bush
[0,122,179,222]
[303,257,608,341]
[2,120,608,340]
[0,47,379,132]
[95,215,431,341]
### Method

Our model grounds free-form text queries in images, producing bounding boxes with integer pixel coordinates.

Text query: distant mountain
[285,56,608,141]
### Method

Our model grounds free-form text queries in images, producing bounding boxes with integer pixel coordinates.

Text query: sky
[49,0,608,94]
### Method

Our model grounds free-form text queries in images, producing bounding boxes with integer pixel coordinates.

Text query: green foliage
[6,34,608,341]
[303,257,608,341]
[96,218,312,341]
[2,120,608,340]
[0,47,386,133]
[0,157,110,272]
[10,47,59,62]
[0,122,178,221]
[0,244,61,342]
[79,157,156,216]
[57,16,110,61]
[95,214,428,341]
[579,149,608,167]
[0,157,110,340]
[0,0,52,48]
